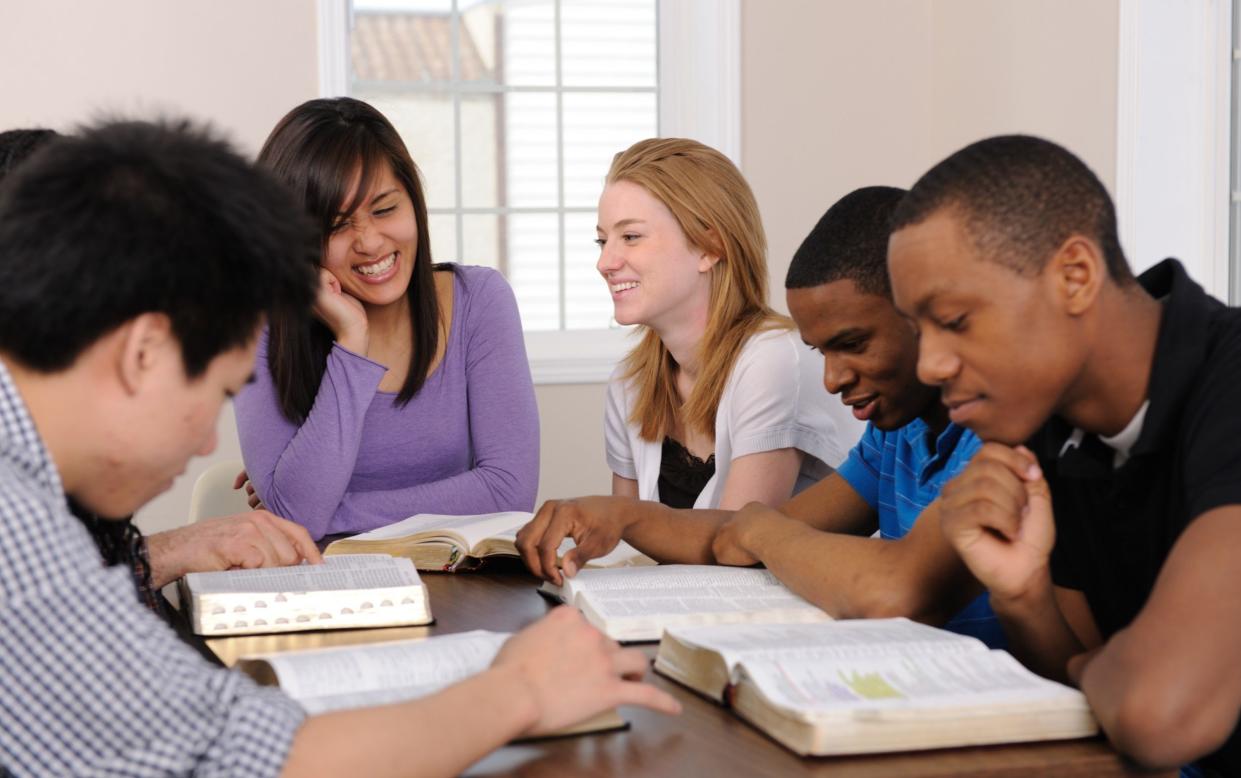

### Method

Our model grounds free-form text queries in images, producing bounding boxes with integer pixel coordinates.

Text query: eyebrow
[804,327,873,349]
[907,284,954,317]
[369,188,399,205]
[597,218,647,232]
[336,188,400,218]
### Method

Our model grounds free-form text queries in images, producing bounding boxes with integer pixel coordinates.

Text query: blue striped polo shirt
[837,417,1005,648]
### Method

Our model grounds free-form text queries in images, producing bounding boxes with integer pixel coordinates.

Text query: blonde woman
[598,138,852,510]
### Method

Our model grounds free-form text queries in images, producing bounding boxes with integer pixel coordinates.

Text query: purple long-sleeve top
[235,264,540,540]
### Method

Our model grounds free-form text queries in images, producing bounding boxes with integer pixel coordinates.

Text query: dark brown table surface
[203,560,1170,777]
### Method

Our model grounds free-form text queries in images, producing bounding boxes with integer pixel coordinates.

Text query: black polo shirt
[1028,258,1241,773]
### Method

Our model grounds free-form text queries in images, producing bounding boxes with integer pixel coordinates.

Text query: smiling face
[887,208,1086,444]
[595,179,717,330]
[322,163,418,309]
[787,279,937,431]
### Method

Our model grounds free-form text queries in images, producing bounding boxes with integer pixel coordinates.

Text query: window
[317,0,739,381]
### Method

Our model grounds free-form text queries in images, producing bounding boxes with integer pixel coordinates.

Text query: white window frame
[1115,0,1232,301]
[317,0,740,383]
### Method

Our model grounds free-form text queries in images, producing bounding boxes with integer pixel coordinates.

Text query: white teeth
[356,253,396,277]
[610,281,639,293]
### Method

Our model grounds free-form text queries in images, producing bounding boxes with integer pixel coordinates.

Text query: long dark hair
[257,97,442,421]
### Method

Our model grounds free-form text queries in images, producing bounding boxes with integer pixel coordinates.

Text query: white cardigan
[604,328,863,508]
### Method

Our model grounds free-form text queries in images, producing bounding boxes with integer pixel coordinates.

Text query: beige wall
[744,0,1120,311]
[2,0,1119,535]
[0,0,319,155]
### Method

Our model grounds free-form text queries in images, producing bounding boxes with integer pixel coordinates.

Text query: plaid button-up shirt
[0,362,305,776]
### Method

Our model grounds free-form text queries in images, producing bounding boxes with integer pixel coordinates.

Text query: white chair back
[188,459,251,523]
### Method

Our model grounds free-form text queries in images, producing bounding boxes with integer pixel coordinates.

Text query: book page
[346,511,533,549]
[666,619,985,670]
[741,650,1085,715]
[184,555,421,594]
[562,566,825,621]
[563,565,790,594]
[254,630,510,714]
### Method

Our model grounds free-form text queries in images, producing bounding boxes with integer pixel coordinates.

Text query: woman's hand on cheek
[312,268,369,355]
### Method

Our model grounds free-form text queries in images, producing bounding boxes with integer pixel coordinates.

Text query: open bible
[540,565,831,642]
[179,554,432,636]
[323,511,654,572]
[654,619,1098,755]
[238,629,625,736]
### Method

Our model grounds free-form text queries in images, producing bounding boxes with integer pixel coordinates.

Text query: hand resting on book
[147,511,322,588]
[516,497,634,584]
[491,605,681,735]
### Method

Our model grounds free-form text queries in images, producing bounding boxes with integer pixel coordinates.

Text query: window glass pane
[564,210,614,329]
[350,0,660,332]
[507,213,561,330]
[355,90,458,210]
[460,93,503,208]
[427,213,458,264]
[562,91,657,207]
[505,92,559,208]
[461,213,502,269]
[469,0,556,87]
[352,2,456,87]
[561,0,657,87]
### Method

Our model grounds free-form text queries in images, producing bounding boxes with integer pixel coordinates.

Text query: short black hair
[785,186,906,297]
[0,119,318,377]
[890,135,1132,283]
[0,128,59,181]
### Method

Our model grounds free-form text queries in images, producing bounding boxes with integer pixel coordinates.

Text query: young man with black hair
[0,119,676,777]
[0,126,331,611]
[517,186,1001,646]
[887,133,1241,773]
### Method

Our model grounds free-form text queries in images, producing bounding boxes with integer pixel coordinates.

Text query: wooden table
[202,561,1167,777]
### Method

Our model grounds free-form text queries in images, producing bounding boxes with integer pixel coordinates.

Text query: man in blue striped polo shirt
[518,187,1001,647]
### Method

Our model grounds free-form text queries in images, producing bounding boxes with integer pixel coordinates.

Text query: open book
[323,511,655,572]
[655,619,1098,755]
[238,629,625,736]
[540,565,831,642]
[180,554,432,637]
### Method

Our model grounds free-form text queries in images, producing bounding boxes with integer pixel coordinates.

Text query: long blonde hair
[608,138,788,442]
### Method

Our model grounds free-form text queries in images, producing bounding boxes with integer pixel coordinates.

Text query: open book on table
[323,511,655,572]
[179,554,431,637]
[238,629,625,737]
[654,619,1098,756]
[539,565,832,642]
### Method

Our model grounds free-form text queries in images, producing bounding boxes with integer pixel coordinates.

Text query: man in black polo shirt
[886,134,1241,774]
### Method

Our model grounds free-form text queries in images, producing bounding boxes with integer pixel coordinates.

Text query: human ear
[117,313,174,395]
[698,251,722,273]
[696,229,724,273]
[1051,236,1104,316]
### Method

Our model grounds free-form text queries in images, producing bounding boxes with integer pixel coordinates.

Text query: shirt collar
[1036,258,1222,472]
[0,359,65,502]
[1098,399,1148,467]
[1130,258,1222,458]
[904,415,968,473]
